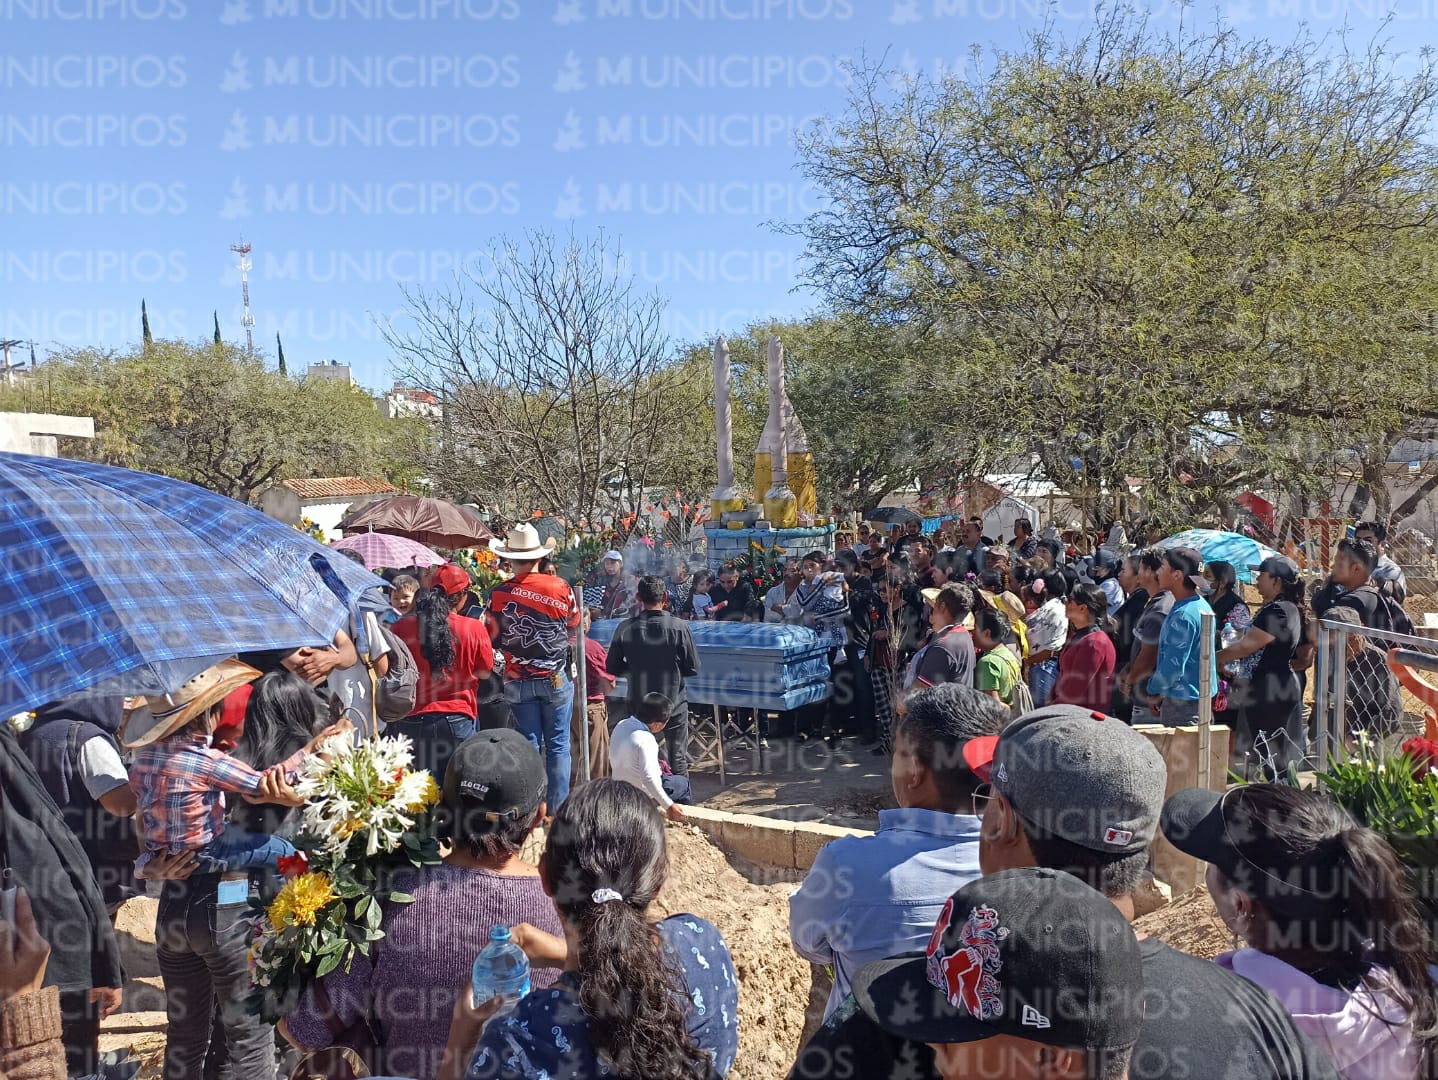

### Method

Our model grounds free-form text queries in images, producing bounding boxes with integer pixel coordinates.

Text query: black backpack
[1347,584,1415,640]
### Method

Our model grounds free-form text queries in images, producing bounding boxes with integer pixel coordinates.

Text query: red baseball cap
[434,564,472,597]
[963,734,999,783]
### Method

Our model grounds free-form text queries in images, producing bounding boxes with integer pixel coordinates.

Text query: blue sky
[6,0,1435,389]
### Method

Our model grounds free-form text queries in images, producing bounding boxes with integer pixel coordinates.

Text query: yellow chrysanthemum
[404,774,441,812]
[266,872,335,929]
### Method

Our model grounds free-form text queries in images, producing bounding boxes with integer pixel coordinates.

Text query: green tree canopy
[0,339,425,503]
[790,12,1438,528]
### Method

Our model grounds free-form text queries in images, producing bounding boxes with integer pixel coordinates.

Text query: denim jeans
[662,706,690,777]
[155,875,275,1080]
[1028,659,1059,707]
[196,827,296,873]
[506,677,574,810]
[662,772,693,805]
[386,711,477,786]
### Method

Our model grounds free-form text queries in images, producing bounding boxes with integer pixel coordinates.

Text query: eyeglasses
[971,782,996,820]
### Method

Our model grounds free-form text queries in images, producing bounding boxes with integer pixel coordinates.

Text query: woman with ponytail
[446,779,738,1080]
[391,563,494,783]
[1217,556,1306,778]
[1162,783,1438,1080]
[1021,569,1069,706]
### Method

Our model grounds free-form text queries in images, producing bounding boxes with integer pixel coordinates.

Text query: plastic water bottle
[471,925,531,1017]
[1219,623,1239,673]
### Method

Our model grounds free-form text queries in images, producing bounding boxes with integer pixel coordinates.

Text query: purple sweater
[287,863,562,1080]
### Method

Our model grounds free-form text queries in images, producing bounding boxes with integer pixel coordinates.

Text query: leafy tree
[141,300,152,351]
[0,340,424,503]
[276,332,287,377]
[213,311,222,345]
[789,12,1438,529]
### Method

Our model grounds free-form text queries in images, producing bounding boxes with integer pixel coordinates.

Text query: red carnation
[277,852,309,879]
[1401,737,1438,780]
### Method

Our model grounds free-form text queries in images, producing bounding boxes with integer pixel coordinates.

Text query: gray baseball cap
[990,705,1167,855]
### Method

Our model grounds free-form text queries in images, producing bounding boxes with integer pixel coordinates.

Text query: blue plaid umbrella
[0,451,388,714]
[1151,528,1281,584]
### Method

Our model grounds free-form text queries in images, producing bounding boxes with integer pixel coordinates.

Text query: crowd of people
[0,511,1428,1080]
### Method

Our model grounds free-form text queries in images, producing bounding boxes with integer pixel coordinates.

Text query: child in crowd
[125,659,348,874]
[387,574,420,625]
[795,550,849,649]
[689,571,715,619]
[609,692,688,820]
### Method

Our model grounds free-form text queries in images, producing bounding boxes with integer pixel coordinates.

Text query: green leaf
[316,951,342,978]
[387,892,415,904]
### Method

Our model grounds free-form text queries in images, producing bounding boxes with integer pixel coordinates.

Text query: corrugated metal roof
[281,477,398,500]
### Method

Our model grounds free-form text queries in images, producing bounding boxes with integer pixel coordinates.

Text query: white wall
[303,499,357,541]
[0,412,94,455]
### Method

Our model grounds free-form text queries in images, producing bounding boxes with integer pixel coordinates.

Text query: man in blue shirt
[1147,547,1217,727]
[787,683,1008,1018]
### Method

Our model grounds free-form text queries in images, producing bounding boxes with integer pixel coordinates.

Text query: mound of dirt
[654,824,810,1080]
[1133,885,1233,960]
[101,823,809,1080]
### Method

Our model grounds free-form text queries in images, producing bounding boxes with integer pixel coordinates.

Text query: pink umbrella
[331,532,444,571]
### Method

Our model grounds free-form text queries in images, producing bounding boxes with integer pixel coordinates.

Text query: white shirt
[327,612,393,737]
[609,716,672,808]
[763,583,799,623]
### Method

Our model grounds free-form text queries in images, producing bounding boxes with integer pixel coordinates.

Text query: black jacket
[0,725,125,994]
[605,609,700,718]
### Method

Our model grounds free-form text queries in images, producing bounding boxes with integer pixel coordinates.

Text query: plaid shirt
[130,732,304,852]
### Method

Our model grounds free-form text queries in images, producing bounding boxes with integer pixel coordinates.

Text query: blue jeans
[507,677,574,810]
[662,773,692,806]
[195,828,295,873]
[387,711,477,787]
[1029,659,1059,708]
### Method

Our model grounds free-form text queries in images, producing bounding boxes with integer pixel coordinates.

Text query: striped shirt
[130,732,304,852]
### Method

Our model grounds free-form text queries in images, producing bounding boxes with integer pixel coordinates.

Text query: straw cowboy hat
[120,659,262,749]
[489,523,558,561]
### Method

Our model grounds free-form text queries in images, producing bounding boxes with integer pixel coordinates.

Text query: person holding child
[120,659,348,1080]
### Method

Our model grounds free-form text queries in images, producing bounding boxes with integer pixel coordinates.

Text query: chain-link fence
[1312,617,1436,768]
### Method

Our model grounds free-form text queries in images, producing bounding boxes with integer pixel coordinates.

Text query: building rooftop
[282,476,397,500]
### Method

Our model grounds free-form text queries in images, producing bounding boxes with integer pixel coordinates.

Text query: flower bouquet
[247,734,442,1020]
[452,548,506,601]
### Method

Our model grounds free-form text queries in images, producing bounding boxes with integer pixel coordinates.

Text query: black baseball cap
[1248,555,1298,583]
[853,868,1143,1051]
[1160,787,1336,919]
[442,729,546,832]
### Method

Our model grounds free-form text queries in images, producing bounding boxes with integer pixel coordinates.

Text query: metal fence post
[573,583,590,786]
[1313,623,1330,772]
[1198,610,1214,793]
[1330,624,1349,765]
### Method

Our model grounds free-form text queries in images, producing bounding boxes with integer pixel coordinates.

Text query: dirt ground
[1134,885,1233,960]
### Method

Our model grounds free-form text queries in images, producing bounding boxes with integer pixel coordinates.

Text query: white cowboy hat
[489,522,558,561]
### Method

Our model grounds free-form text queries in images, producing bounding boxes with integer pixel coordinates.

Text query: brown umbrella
[339,495,492,550]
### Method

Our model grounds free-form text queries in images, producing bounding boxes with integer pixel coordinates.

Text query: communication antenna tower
[230,237,255,357]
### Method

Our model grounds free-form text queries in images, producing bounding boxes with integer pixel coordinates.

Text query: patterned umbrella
[1151,528,1281,584]
[332,532,443,571]
[0,451,387,714]
[338,495,492,549]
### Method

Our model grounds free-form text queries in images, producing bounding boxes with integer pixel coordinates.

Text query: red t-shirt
[392,611,495,719]
[584,637,612,703]
[1052,626,1117,716]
